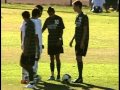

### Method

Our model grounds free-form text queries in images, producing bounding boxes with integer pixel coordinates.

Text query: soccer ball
[62,74,71,84]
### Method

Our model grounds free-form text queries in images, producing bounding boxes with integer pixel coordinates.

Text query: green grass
[1,3,119,90]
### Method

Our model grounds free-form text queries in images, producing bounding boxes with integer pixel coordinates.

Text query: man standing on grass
[42,7,65,81]
[69,0,89,83]
[20,11,38,89]
[20,5,44,84]
[31,7,43,82]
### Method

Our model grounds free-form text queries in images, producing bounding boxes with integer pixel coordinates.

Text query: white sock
[33,61,38,74]
[22,68,29,80]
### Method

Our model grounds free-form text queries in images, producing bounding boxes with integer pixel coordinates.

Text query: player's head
[35,5,43,12]
[32,8,42,18]
[22,11,30,21]
[47,7,55,16]
[72,0,82,12]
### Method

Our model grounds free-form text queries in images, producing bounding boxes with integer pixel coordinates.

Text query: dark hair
[72,0,82,9]
[32,8,40,17]
[22,11,30,19]
[47,7,55,13]
[35,5,43,12]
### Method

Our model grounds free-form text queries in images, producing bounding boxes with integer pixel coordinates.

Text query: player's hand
[42,45,44,49]
[69,41,73,47]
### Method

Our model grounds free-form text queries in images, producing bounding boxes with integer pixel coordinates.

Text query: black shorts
[75,44,88,56]
[48,45,64,55]
[20,53,35,67]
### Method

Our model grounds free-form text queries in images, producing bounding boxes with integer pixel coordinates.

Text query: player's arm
[80,16,89,49]
[57,18,65,46]
[59,18,65,39]
[69,34,75,47]
[42,19,47,33]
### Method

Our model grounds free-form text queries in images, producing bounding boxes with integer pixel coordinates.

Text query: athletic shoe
[21,80,28,84]
[73,78,83,83]
[56,75,60,81]
[48,76,55,80]
[25,84,39,89]
[24,82,39,89]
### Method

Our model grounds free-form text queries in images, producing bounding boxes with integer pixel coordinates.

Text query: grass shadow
[32,81,115,90]
[34,81,72,90]
[65,82,115,90]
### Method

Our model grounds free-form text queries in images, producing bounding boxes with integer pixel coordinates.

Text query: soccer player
[20,18,29,84]
[69,0,89,83]
[20,11,37,88]
[31,8,43,81]
[21,6,43,84]
[42,7,65,81]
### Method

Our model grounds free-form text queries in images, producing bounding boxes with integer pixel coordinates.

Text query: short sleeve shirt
[75,12,89,45]
[42,15,65,46]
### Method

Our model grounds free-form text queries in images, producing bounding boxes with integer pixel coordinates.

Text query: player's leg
[33,46,40,74]
[21,68,29,84]
[48,55,55,80]
[20,53,29,84]
[74,55,83,83]
[24,55,37,89]
[55,54,61,80]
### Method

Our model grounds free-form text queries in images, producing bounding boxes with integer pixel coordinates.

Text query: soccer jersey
[31,18,42,54]
[75,12,89,56]
[23,20,36,56]
[92,0,105,8]
[42,15,65,46]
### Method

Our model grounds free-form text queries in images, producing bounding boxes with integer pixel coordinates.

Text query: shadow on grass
[35,81,72,90]
[33,81,115,90]
[64,82,115,90]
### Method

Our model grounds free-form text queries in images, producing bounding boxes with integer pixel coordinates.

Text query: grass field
[1,3,119,90]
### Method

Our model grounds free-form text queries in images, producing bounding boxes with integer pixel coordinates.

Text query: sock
[22,68,29,80]
[56,62,61,76]
[77,61,83,79]
[33,61,38,74]
[50,62,54,75]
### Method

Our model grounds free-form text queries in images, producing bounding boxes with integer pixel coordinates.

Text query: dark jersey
[75,12,89,45]
[42,15,65,46]
[23,20,36,56]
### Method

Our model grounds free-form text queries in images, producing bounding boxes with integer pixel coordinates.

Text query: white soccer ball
[62,74,71,83]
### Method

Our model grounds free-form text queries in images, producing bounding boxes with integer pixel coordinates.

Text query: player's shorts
[48,45,64,55]
[75,44,88,56]
[20,53,35,68]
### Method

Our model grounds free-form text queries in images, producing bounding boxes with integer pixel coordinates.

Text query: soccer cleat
[25,83,39,89]
[48,76,55,80]
[73,78,83,83]
[56,75,61,81]
[21,80,29,84]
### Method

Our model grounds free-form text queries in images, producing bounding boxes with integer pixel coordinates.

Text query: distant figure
[20,11,36,88]
[91,0,107,13]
